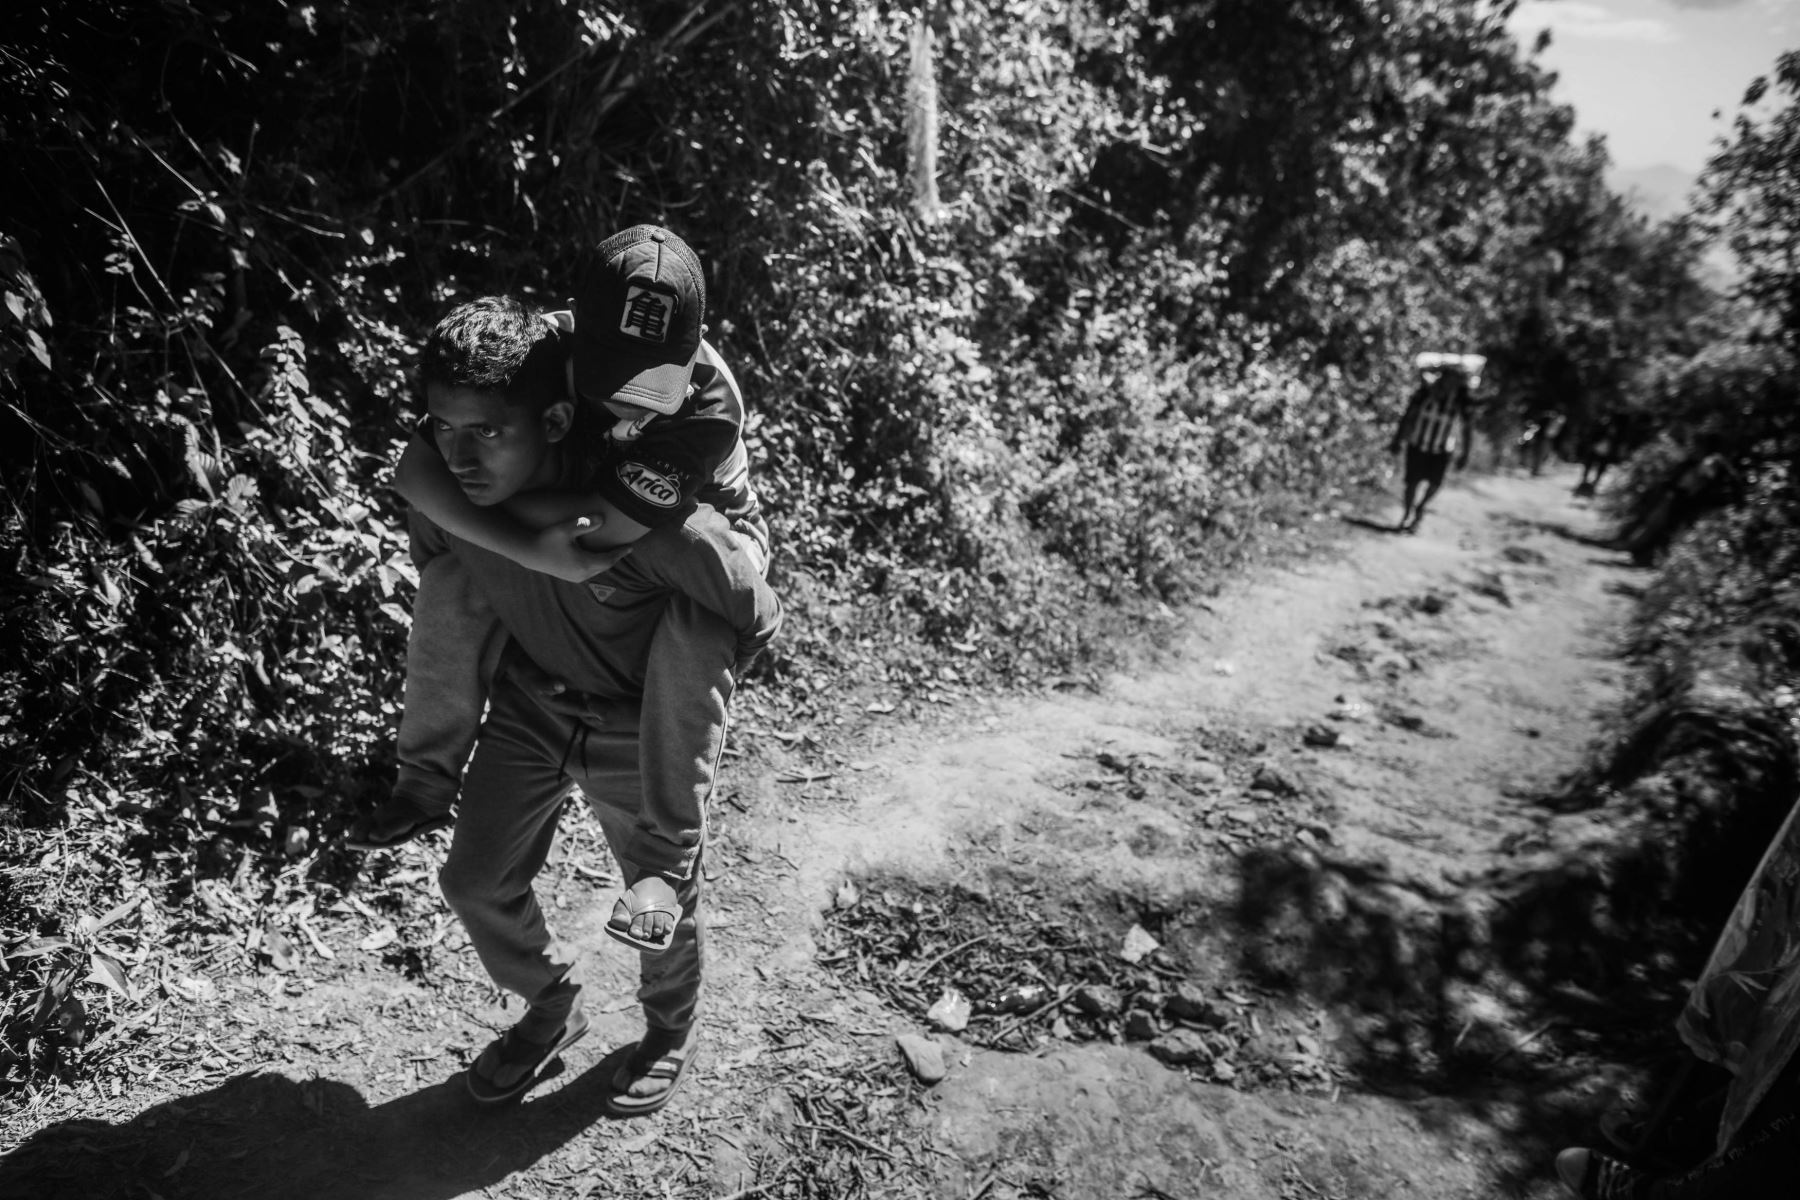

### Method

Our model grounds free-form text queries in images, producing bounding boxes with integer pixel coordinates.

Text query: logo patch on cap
[618,461,681,509]
[619,286,674,344]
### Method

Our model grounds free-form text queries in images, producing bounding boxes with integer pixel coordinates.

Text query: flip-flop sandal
[1553,1147,1640,1200]
[604,1026,701,1117]
[465,1010,590,1105]
[605,875,681,954]
[344,795,453,852]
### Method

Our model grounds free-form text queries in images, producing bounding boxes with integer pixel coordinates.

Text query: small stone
[1188,761,1228,787]
[1165,983,1229,1028]
[896,1034,946,1084]
[1124,1010,1160,1041]
[1301,724,1339,749]
[1148,1029,1213,1067]
[1071,983,1122,1018]
[1251,764,1302,797]
[927,987,972,1032]
[1119,925,1160,964]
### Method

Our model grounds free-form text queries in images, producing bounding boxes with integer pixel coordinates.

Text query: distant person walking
[1575,412,1625,498]
[1390,360,1476,534]
[1519,411,1566,477]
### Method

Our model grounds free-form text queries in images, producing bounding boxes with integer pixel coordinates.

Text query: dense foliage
[1556,50,1800,1024]
[1615,51,1800,606]
[1,0,1708,1085]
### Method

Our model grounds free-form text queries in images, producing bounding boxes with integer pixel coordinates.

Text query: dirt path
[3,469,1639,1200]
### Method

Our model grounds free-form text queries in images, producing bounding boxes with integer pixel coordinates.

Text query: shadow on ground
[0,1046,634,1200]
[1229,836,1748,1193]
[1340,514,1403,535]
[1503,514,1627,554]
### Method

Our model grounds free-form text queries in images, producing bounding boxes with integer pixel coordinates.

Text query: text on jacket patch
[618,461,681,508]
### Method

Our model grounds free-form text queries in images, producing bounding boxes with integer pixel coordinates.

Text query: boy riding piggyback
[353,225,771,961]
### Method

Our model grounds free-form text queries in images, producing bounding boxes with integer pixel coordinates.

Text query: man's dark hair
[420,296,564,411]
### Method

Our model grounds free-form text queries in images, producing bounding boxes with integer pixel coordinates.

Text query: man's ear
[542,399,576,443]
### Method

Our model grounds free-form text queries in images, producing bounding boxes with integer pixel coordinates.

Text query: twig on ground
[909,932,995,980]
[1489,1018,1558,1067]
[988,992,1069,1044]
[792,1121,897,1160]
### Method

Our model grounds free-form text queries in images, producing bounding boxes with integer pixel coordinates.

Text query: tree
[1698,50,1800,345]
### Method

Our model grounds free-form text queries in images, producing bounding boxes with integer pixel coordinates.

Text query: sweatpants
[393,540,758,878]
[437,670,707,1032]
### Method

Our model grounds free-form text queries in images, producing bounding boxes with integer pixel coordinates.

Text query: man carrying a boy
[394,294,781,1111]
[350,226,768,964]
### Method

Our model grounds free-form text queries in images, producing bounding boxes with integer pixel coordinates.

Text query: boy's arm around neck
[392,430,641,580]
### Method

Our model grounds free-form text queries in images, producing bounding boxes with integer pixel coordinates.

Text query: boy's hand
[527,517,633,582]
[732,644,766,682]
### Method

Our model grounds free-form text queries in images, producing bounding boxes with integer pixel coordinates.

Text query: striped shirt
[1403,385,1466,455]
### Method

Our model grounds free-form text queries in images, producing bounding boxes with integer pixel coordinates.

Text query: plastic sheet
[1677,797,1800,1154]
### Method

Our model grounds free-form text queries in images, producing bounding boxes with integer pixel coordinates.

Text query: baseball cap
[572,225,706,415]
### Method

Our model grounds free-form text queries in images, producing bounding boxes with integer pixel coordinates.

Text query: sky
[1504,0,1800,174]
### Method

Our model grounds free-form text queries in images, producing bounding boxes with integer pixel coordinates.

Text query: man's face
[425,383,570,506]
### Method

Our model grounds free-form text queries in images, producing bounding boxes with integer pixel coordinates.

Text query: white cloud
[1508,1,1679,43]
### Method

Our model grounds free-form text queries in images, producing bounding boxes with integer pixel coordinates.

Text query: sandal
[465,1009,590,1105]
[1554,1147,1644,1200]
[345,793,453,852]
[605,875,681,954]
[605,1024,701,1117]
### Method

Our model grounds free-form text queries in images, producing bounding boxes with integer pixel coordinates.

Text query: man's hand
[524,517,633,582]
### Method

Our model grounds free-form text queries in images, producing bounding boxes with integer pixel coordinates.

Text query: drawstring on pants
[556,714,592,779]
